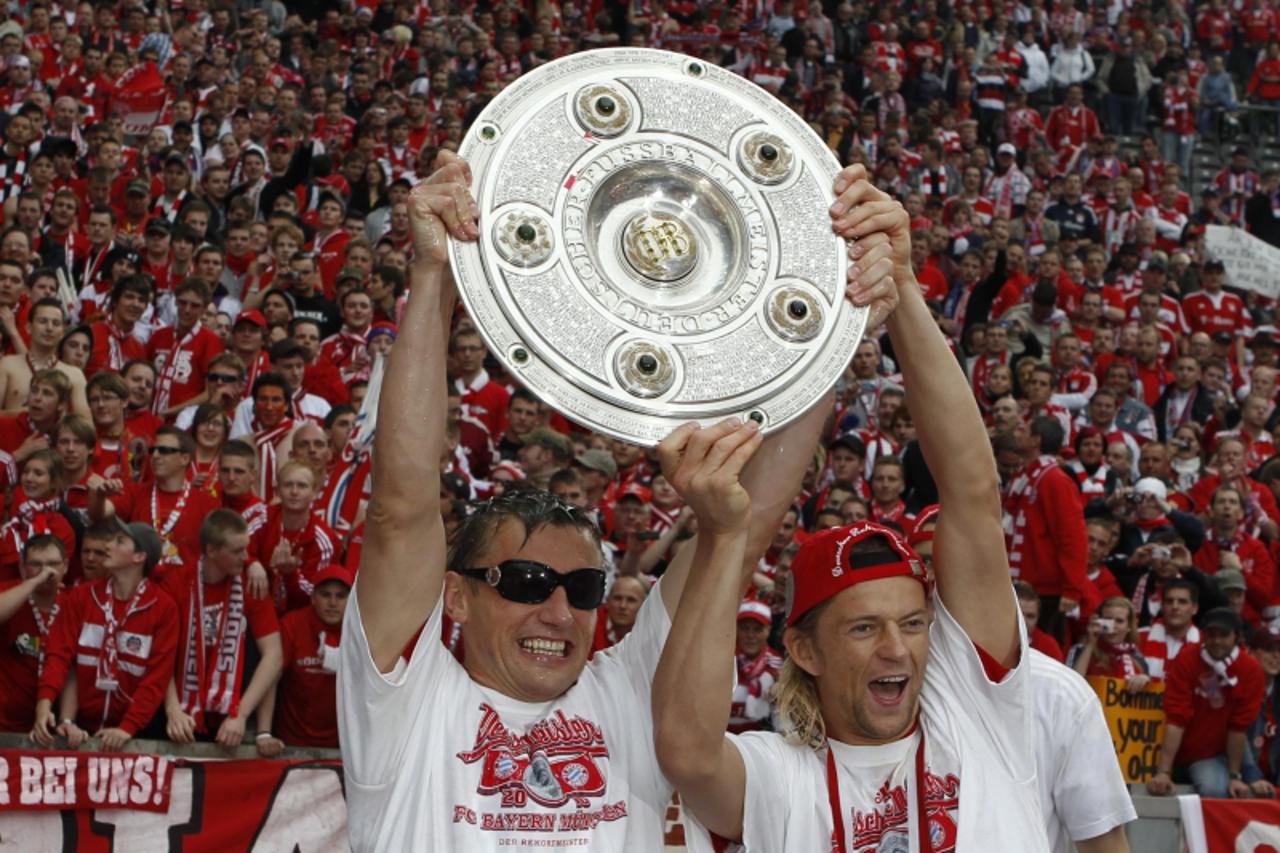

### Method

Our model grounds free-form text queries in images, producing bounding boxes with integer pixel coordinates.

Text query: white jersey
[1029,650,1136,852]
[338,581,674,852]
[732,593,1050,852]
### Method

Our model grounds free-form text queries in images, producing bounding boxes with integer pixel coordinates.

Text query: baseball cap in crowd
[575,449,618,478]
[164,152,190,170]
[1204,258,1226,271]
[907,504,940,549]
[996,142,1017,157]
[1211,331,1233,346]
[785,522,929,626]
[1213,570,1247,595]
[1134,477,1168,501]
[366,322,397,344]
[234,309,267,329]
[336,267,364,287]
[1250,327,1278,349]
[126,179,150,197]
[112,518,163,573]
[617,483,652,504]
[145,218,170,236]
[1252,623,1280,652]
[1201,186,1221,198]
[522,427,574,459]
[1201,606,1243,635]
[0,22,21,42]
[738,600,772,625]
[270,136,293,151]
[312,565,354,589]
[1144,257,1166,273]
[7,55,30,70]
[830,434,867,458]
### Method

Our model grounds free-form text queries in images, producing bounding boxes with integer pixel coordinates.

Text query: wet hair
[446,489,601,576]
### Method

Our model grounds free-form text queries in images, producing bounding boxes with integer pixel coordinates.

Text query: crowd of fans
[0,0,1272,825]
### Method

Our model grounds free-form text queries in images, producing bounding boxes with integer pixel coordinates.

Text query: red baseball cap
[234,309,266,328]
[907,505,939,548]
[617,483,652,503]
[312,565,354,589]
[738,600,772,625]
[785,521,929,626]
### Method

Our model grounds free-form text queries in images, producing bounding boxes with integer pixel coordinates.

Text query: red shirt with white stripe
[258,505,340,613]
[1182,289,1250,337]
[36,577,179,735]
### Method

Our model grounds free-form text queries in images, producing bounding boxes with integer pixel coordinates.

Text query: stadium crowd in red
[0,0,1274,808]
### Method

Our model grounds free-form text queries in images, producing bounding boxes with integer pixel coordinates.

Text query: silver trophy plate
[450,47,867,445]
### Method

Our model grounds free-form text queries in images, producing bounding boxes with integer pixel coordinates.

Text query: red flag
[112,61,167,136]
[1181,794,1280,852]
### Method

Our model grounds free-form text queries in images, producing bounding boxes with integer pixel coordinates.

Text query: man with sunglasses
[93,425,219,578]
[337,153,832,851]
[173,351,246,430]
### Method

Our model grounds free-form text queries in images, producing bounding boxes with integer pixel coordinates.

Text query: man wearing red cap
[652,171,1049,851]
[729,601,782,734]
[228,309,270,394]
[257,564,351,755]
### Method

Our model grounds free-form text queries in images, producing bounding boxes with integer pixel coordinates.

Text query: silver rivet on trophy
[738,131,794,185]
[492,211,554,268]
[765,287,823,342]
[615,341,676,398]
[574,85,632,137]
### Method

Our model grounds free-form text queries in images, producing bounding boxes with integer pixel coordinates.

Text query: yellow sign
[1088,676,1167,783]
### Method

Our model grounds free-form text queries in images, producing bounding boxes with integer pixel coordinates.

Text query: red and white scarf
[253,418,294,503]
[1100,641,1142,678]
[1202,645,1240,690]
[1004,455,1057,575]
[736,650,773,698]
[179,564,247,728]
[102,320,133,372]
[153,325,201,413]
[151,481,191,567]
[28,596,58,676]
[95,578,149,695]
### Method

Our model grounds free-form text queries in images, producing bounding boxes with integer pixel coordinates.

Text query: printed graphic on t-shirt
[851,771,959,853]
[455,703,612,811]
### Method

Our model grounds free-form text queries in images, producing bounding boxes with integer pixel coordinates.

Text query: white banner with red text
[1204,225,1280,299]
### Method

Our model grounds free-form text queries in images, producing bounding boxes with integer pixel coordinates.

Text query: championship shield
[450,48,866,445]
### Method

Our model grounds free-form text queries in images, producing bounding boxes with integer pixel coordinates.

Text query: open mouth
[868,676,909,706]
[519,638,569,660]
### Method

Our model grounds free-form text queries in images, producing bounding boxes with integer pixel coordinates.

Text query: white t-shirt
[337,580,673,852]
[1029,650,1136,853]
[732,593,1050,852]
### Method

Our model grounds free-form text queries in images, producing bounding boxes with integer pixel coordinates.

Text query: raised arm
[838,167,1019,665]
[355,152,477,672]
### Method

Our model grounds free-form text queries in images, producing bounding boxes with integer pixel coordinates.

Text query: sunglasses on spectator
[207,372,242,384]
[150,445,184,456]
[456,560,606,610]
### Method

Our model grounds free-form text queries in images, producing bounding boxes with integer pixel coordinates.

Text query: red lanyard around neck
[826,726,932,853]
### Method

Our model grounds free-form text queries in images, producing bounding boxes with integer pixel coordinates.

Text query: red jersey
[86,320,146,377]
[0,584,69,730]
[1193,529,1276,620]
[112,481,221,575]
[1182,290,1250,337]
[160,562,281,732]
[0,506,77,583]
[1165,644,1264,765]
[0,412,44,457]
[258,505,340,614]
[275,606,341,747]
[1045,104,1100,151]
[456,372,510,438]
[148,324,225,414]
[37,577,179,735]
[1138,622,1200,681]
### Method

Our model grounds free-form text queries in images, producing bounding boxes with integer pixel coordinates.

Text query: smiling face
[789,576,931,744]
[443,521,601,702]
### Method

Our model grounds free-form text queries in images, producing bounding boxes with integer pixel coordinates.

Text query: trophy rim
[448,47,867,447]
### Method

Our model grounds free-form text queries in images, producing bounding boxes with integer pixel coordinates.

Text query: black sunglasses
[150,445,184,456]
[207,372,241,384]
[457,560,606,610]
